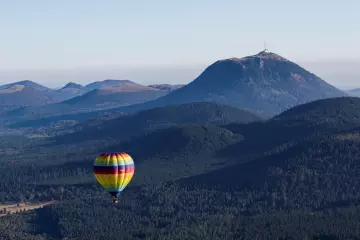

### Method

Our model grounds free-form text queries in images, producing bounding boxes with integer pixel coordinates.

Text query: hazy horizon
[1,0,359,89]
[0,59,359,90]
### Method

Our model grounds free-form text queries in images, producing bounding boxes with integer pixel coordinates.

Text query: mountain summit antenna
[264,42,269,52]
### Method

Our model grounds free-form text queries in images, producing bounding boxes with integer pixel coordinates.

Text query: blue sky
[0,0,359,88]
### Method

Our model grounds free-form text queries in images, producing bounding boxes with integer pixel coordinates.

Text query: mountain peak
[84,79,136,91]
[16,80,35,84]
[62,82,83,89]
[221,51,289,64]
[0,80,49,91]
[252,50,289,61]
[114,50,346,118]
[100,79,135,84]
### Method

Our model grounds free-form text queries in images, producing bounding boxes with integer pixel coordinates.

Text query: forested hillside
[1,97,360,239]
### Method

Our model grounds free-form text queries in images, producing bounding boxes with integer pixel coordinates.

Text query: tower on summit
[264,42,269,52]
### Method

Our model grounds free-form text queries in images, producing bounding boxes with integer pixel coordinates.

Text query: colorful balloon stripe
[94,153,133,166]
[93,165,135,174]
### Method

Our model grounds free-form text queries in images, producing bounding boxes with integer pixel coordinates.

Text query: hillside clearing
[0,200,56,217]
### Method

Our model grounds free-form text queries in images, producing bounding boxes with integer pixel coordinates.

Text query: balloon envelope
[93,152,135,197]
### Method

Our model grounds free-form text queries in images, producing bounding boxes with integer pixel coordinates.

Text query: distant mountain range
[63,83,166,106]
[0,80,89,104]
[0,51,348,124]
[0,80,182,114]
[0,80,80,109]
[3,81,169,118]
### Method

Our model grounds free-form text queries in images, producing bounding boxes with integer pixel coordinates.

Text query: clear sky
[0,0,359,88]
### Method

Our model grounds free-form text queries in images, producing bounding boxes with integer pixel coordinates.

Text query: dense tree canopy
[2,97,360,239]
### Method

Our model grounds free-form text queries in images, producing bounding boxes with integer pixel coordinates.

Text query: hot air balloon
[93,152,135,204]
